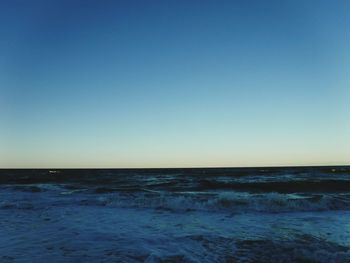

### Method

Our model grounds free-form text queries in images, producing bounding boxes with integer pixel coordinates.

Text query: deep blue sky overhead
[1,0,349,168]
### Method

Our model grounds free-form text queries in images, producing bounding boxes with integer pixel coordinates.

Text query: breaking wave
[79,191,350,213]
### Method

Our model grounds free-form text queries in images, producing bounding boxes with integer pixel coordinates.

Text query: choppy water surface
[1,167,350,262]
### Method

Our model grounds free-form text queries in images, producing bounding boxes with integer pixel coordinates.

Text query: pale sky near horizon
[1,0,349,168]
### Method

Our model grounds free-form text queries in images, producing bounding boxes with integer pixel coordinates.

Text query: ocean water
[1,167,350,262]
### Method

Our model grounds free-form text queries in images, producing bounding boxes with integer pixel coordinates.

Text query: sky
[1,0,349,168]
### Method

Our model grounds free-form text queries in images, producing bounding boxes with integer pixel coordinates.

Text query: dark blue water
[1,166,350,262]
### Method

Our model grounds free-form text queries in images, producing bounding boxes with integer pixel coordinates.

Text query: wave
[197,179,350,193]
[1,167,350,191]
[78,191,350,213]
[6,178,350,194]
[3,181,350,213]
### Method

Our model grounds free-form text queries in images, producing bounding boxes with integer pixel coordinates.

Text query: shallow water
[1,167,350,262]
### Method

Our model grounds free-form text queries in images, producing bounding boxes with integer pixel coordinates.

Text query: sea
[1,166,350,262]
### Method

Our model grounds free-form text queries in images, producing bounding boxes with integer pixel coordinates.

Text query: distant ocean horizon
[2,164,349,169]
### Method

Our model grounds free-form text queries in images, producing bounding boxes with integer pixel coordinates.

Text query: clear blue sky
[1,0,349,168]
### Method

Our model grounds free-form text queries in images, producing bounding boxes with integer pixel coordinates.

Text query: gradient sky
[1,0,349,168]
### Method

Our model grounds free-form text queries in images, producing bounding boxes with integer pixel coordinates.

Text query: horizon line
[1,164,349,170]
